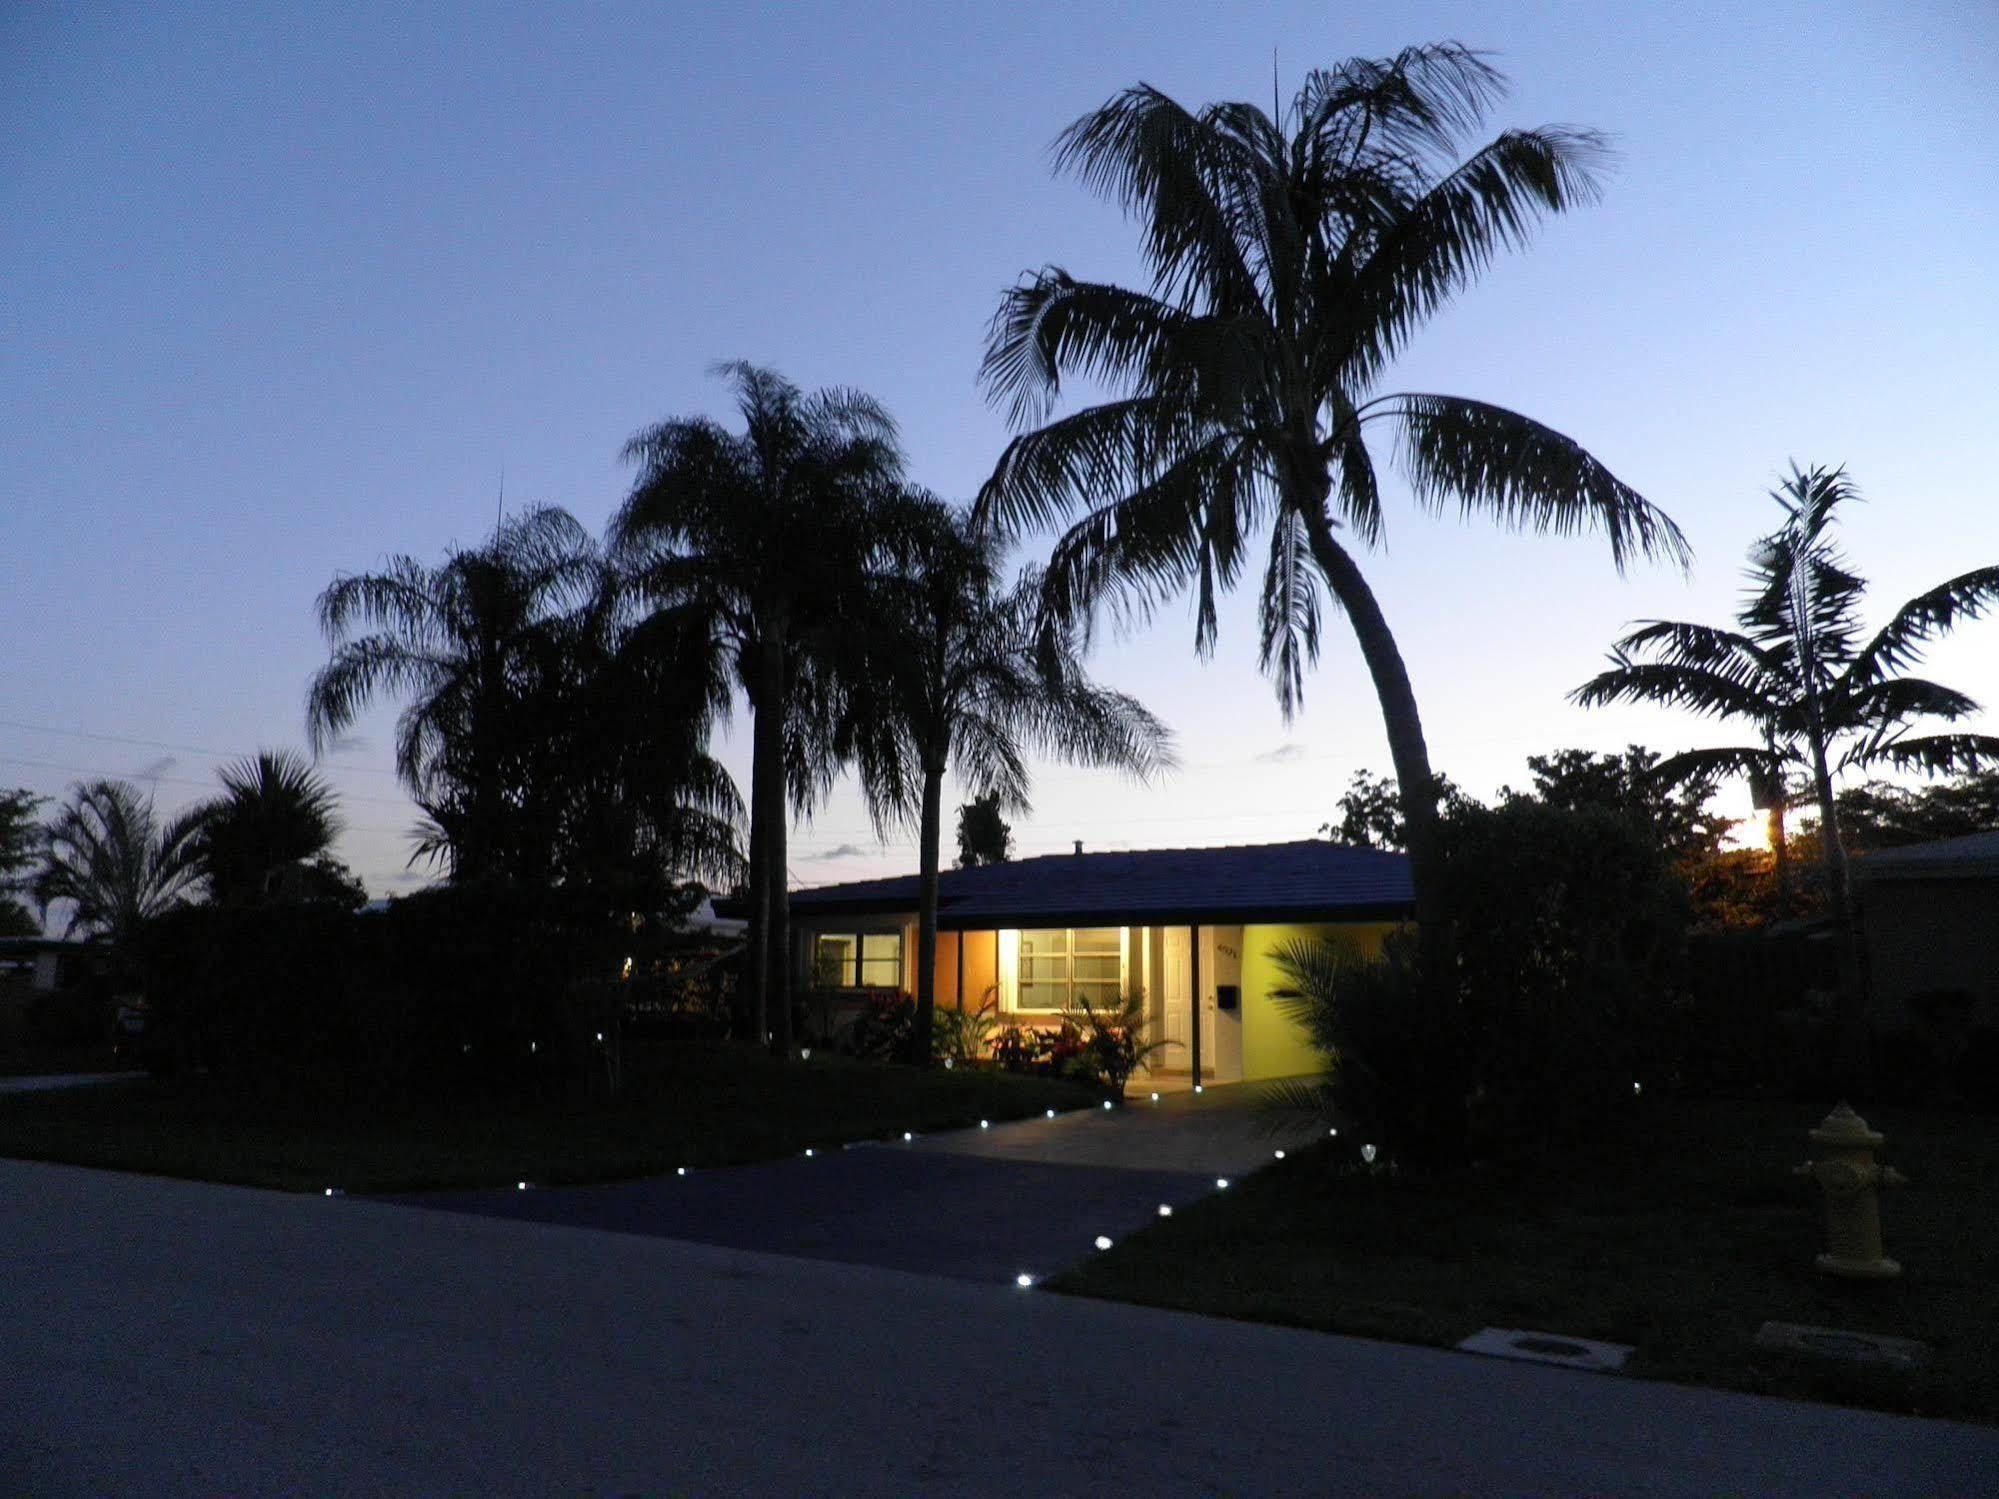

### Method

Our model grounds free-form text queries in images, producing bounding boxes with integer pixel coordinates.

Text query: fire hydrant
[1793,1103,1907,1279]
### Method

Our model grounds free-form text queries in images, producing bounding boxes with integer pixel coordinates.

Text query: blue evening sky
[3,1,1995,897]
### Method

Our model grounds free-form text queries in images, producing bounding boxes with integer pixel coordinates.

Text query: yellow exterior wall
[1240,921,1401,1082]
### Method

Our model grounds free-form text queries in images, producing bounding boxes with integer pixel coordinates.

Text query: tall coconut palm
[307,505,600,881]
[848,495,1174,1064]
[614,363,906,1052]
[1571,463,1999,1076]
[974,43,1690,953]
[192,750,343,903]
[33,780,205,951]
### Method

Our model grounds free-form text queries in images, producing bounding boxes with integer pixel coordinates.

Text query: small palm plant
[33,780,205,954]
[1065,986,1169,1101]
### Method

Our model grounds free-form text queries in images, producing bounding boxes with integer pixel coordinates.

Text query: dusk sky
[4,1,1995,900]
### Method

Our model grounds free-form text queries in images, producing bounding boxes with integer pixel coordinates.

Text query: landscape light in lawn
[1101,1100,1113,1110]
[1157,1204,1173,1217]
[902,1132,914,1142]
[1328,1126,1339,1136]
[676,1167,687,1177]
[1633,1081,1643,1095]
[1361,1144,1378,1164]
[980,1119,990,1129]
[942,1058,953,1069]
[516,1181,531,1191]
[1149,1092,1160,1102]
[1193,1085,1204,1094]
[801,1048,812,1061]
[1015,1273,1035,1288]
[1274,1150,1286,1160]
[595,1032,604,1043]
[1215,1178,1229,1190]
[324,1188,343,1198]
[1094,1236,1113,1251]
[1045,1109,1056,1118]
[803,1148,815,1158]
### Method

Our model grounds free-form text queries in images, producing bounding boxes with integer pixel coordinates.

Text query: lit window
[814,932,903,990]
[1014,928,1121,1012]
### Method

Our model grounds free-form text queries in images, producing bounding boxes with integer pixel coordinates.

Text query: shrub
[1063,988,1166,1100]
[992,1024,1047,1074]
[135,883,629,1106]
[931,993,998,1066]
[839,993,915,1062]
[1272,800,1687,1167]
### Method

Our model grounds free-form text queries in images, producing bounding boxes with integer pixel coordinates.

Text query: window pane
[859,958,901,988]
[1017,981,1067,1010]
[1073,928,1121,954]
[815,936,856,987]
[1073,955,1120,983]
[860,934,901,963]
[1019,956,1067,983]
[1073,981,1120,1009]
[1019,929,1068,956]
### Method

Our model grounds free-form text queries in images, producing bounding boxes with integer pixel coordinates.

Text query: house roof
[757,840,1414,929]
[1855,829,1999,881]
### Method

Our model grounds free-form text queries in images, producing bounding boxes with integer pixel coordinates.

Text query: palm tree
[192,750,343,903]
[974,43,1690,954]
[848,496,1174,1063]
[33,780,205,951]
[307,505,600,881]
[614,363,906,1052]
[1571,463,1999,1076]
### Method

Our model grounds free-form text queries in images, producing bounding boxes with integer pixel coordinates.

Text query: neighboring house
[1856,830,1999,1030]
[0,938,112,1049]
[754,840,1413,1085]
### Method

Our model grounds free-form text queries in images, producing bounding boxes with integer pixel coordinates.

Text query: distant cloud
[132,755,179,783]
[805,843,866,860]
[1253,743,1308,765]
[388,870,430,885]
[324,733,370,756]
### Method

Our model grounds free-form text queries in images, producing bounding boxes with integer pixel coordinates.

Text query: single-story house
[754,839,1413,1085]
[1856,830,1999,1029]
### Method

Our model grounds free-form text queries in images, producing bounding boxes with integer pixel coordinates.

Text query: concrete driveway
[4,1158,1992,1497]
[391,1085,1320,1285]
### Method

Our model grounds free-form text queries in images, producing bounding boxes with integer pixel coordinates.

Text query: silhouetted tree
[615,364,904,1052]
[0,788,42,937]
[190,751,343,903]
[956,793,1014,868]
[848,496,1171,1062]
[33,780,204,951]
[1573,464,1999,1077]
[977,43,1688,963]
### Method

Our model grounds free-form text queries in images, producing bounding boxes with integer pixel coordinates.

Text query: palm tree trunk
[742,771,768,1043]
[745,643,786,1047]
[1805,720,1868,1093]
[909,764,944,1067]
[1768,800,1789,898]
[1301,520,1447,953]
[760,636,795,1058]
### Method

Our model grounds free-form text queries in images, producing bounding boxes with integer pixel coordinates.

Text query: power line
[0,753,416,808]
[0,716,403,777]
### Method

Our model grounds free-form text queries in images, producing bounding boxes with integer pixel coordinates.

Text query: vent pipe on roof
[1074,840,1084,856]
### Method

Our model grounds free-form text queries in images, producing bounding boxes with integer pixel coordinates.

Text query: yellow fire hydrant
[1793,1102,1907,1279]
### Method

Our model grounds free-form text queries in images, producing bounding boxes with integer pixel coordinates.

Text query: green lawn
[1054,1095,1999,1424]
[0,1042,1099,1193]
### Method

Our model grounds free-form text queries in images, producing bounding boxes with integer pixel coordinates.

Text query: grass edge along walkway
[0,1042,1101,1195]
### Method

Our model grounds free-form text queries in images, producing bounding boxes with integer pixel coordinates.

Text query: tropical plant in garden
[975,42,1689,954]
[307,505,601,882]
[32,780,205,951]
[614,363,906,1052]
[847,495,1171,1063]
[1571,465,1999,1071]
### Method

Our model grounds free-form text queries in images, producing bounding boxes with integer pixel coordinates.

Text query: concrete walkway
[913,1081,1324,1174]
[4,1159,1992,1497]
[0,1070,140,1095]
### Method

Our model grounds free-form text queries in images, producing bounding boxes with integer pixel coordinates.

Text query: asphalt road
[5,1158,1994,1497]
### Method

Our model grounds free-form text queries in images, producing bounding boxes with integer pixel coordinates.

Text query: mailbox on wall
[1215,984,1240,1012]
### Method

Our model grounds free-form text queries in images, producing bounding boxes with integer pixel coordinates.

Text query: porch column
[1189,922,1202,1087]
